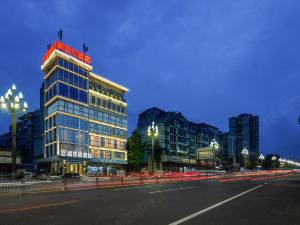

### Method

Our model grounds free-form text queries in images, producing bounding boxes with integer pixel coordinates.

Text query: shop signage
[60,149,92,159]
[43,41,91,65]
[196,147,213,160]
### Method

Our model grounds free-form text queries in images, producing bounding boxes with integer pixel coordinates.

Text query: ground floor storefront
[36,157,126,176]
[162,162,197,172]
[159,155,197,172]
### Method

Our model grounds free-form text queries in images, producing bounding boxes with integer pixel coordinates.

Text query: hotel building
[38,41,128,175]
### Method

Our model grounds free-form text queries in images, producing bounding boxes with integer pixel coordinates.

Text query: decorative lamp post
[0,84,28,179]
[147,121,158,172]
[282,159,287,168]
[209,139,219,171]
[278,158,283,168]
[271,156,277,169]
[259,154,264,168]
[241,148,249,171]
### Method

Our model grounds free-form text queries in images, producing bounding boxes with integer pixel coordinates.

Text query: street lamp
[259,154,264,168]
[241,147,249,171]
[278,158,284,168]
[147,121,158,172]
[209,139,219,171]
[0,84,28,179]
[271,156,277,169]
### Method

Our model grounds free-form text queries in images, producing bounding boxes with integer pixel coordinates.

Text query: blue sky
[0,0,299,158]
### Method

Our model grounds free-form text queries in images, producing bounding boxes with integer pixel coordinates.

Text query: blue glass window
[69,116,78,129]
[79,90,87,102]
[59,82,68,97]
[63,70,68,83]
[60,128,69,142]
[80,119,88,131]
[79,132,88,145]
[57,58,88,77]
[69,86,78,100]
[58,58,63,66]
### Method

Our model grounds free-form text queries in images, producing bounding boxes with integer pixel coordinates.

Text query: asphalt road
[0,172,299,225]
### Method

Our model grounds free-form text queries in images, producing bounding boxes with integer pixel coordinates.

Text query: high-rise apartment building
[229,113,259,162]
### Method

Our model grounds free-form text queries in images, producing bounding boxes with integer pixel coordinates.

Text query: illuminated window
[102,150,111,159]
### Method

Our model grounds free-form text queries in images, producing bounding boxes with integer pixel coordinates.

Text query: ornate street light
[1,84,28,179]
[209,139,219,171]
[241,147,249,171]
[278,158,284,168]
[271,156,278,169]
[259,154,264,168]
[271,156,277,161]
[147,121,158,172]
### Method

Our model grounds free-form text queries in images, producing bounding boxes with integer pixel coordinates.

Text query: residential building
[0,110,42,171]
[229,113,259,163]
[0,133,10,149]
[219,132,236,162]
[16,110,42,166]
[0,149,21,174]
[137,107,221,171]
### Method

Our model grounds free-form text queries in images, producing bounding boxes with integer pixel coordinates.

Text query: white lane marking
[112,185,163,191]
[148,187,194,194]
[169,184,263,225]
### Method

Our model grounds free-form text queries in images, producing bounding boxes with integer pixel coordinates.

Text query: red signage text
[43,41,91,65]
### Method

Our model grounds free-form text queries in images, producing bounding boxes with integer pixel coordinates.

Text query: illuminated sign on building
[196,147,213,160]
[60,149,92,159]
[43,41,91,65]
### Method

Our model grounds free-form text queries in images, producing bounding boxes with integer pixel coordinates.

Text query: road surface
[0,172,299,225]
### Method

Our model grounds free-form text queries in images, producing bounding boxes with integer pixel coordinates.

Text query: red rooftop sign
[42,41,91,65]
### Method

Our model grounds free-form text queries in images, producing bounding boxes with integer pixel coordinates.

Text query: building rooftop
[90,72,129,93]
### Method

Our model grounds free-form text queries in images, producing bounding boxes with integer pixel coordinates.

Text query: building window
[114,152,125,159]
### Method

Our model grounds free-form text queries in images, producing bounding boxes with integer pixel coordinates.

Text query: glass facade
[46,100,89,118]
[89,135,126,150]
[42,51,128,174]
[89,95,126,115]
[89,82,125,102]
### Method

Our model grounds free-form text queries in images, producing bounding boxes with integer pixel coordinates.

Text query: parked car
[23,172,34,180]
[46,175,61,180]
[37,174,48,180]
[61,173,81,180]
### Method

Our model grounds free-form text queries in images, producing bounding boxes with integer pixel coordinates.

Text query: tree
[263,154,280,169]
[127,130,147,172]
[216,147,229,169]
[248,153,259,170]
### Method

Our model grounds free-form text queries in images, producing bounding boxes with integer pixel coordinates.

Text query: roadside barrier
[0,170,293,195]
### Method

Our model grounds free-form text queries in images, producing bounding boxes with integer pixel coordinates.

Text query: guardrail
[0,170,293,195]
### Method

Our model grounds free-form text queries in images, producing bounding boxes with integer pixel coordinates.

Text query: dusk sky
[0,0,299,158]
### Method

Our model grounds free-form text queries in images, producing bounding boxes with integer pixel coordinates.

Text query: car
[46,175,61,180]
[23,172,34,180]
[61,173,81,180]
